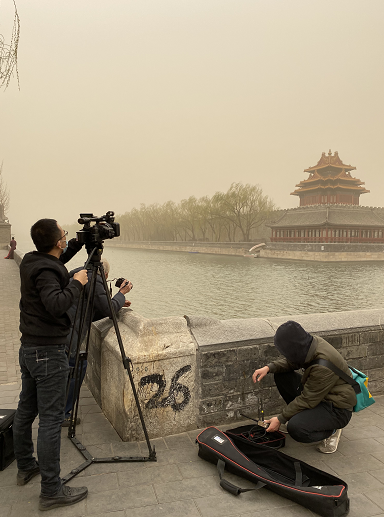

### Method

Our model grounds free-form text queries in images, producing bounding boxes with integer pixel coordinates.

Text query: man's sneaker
[61,416,81,427]
[17,463,40,486]
[39,484,88,511]
[316,429,342,454]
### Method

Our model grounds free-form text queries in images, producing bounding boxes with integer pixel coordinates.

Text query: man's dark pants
[13,344,69,496]
[275,371,352,443]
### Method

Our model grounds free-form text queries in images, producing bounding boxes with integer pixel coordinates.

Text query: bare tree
[0,0,20,90]
[0,162,10,220]
[218,183,276,242]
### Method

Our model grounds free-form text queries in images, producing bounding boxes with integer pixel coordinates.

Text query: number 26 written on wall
[139,365,192,412]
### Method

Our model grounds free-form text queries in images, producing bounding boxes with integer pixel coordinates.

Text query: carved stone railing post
[91,311,196,441]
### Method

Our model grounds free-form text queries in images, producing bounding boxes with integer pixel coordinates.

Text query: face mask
[62,240,68,254]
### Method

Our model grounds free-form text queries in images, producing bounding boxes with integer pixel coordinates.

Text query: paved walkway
[2,256,384,517]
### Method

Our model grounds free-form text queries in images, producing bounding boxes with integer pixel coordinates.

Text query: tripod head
[84,244,104,268]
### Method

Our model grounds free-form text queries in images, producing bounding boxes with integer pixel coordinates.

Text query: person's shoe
[279,423,288,434]
[61,416,81,427]
[17,463,40,486]
[316,429,342,454]
[39,484,88,511]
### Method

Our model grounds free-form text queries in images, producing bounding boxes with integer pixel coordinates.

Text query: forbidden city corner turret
[269,151,384,245]
[291,150,369,207]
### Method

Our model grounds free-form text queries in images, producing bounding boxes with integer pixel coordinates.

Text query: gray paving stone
[239,507,315,517]
[137,437,168,453]
[177,458,218,479]
[111,441,141,456]
[68,472,119,493]
[365,488,384,512]
[82,427,122,446]
[0,482,40,505]
[117,463,182,487]
[85,484,157,513]
[343,425,384,440]
[9,498,87,517]
[370,469,384,485]
[194,488,297,517]
[2,506,11,517]
[347,493,384,517]
[163,432,194,449]
[342,471,384,493]
[321,454,384,476]
[154,475,221,503]
[127,499,202,517]
[338,437,384,456]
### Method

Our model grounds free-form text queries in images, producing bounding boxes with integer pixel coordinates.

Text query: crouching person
[252,320,356,454]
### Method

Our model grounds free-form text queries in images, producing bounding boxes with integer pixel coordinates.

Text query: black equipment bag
[0,409,16,471]
[197,427,349,517]
[226,424,285,449]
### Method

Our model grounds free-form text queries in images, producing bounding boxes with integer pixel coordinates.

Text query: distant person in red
[4,236,16,259]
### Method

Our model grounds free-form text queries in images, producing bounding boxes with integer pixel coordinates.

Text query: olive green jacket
[267,335,357,424]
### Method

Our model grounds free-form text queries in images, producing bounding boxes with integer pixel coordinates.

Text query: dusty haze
[1,0,383,248]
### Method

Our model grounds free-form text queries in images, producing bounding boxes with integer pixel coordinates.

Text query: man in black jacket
[13,219,89,511]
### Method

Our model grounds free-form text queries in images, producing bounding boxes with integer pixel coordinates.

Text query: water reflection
[66,247,384,320]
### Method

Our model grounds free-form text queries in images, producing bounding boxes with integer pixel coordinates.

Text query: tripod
[62,244,156,484]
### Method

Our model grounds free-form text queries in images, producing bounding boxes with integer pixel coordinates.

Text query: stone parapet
[87,311,197,440]
[86,308,384,439]
[260,249,384,261]
[13,249,24,267]
[0,223,11,249]
[187,310,384,428]
[261,242,384,261]
[105,241,255,256]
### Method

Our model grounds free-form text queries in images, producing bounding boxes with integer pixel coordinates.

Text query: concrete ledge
[261,249,384,261]
[90,311,197,440]
[86,307,384,438]
[13,249,24,267]
[105,241,253,256]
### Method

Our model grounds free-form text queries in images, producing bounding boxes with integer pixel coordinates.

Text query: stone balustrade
[86,308,384,440]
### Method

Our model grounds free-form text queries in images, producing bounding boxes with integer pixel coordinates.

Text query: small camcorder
[115,278,133,290]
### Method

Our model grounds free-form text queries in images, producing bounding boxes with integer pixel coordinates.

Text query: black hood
[274,320,313,364]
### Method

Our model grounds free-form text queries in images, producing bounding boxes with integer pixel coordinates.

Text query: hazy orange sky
[1,0,383,245]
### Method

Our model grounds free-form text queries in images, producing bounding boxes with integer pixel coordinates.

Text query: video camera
[77,211,120,254]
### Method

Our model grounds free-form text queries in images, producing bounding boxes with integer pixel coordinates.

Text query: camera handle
[62,246,156,484]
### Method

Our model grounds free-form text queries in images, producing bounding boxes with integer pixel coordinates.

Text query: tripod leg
[98,265,155,458]
[67,265,98,438]
[63,246,156,484]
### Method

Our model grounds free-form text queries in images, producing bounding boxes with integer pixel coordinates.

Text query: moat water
[62,246,384,320]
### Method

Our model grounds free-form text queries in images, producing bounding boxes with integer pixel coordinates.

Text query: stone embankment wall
[261,242,384,262]
[105,241,258,257]
[107,241,384,261]
[87,308,384,440]
[0,222,11,249]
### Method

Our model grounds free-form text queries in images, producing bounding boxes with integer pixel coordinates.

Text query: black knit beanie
[274,320,313,364]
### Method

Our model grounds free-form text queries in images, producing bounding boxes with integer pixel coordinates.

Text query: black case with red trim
[196,427,349,517]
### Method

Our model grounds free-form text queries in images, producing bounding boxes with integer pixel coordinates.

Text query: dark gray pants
[275,371,352,443]
[13,345,69,496]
